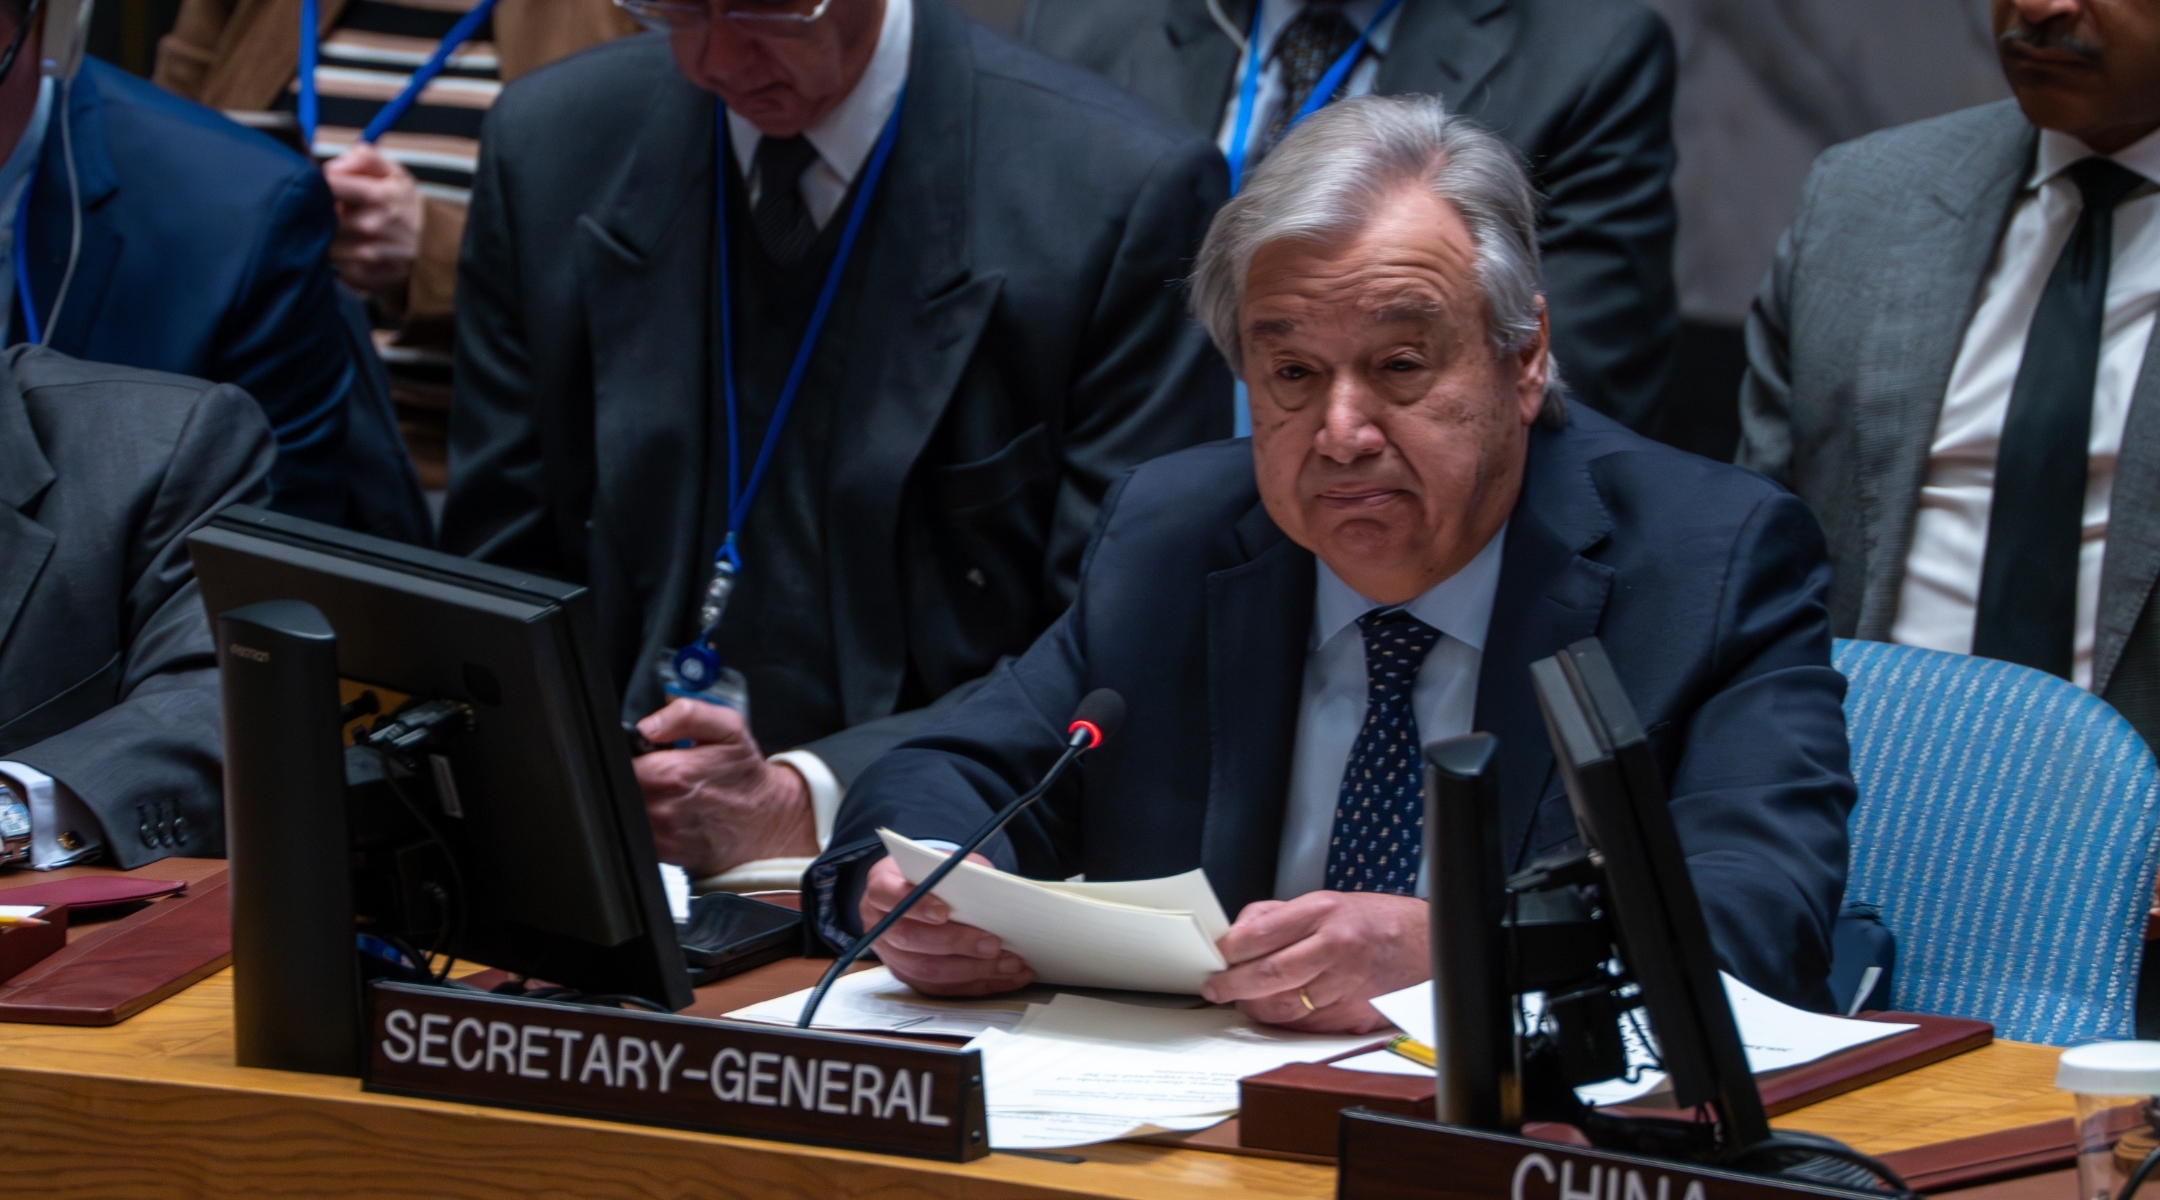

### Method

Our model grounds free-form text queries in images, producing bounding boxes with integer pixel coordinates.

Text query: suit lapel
[1202,502,1314,917]
[575,69,715,677]
[0,348,55,660]
[1851,109,2033,638]
[30,71,120,355]
[827,0,998,726]
[1373,0,1513,117]
[1163,0,1244,136]
[1474,422,1615,867]
[2096,328,2160,693]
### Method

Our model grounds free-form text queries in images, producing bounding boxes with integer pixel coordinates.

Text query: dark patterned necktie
[1325,608,1443,894]
[1264,2,1360,153]
[751,134,820,266]
[1973,157,2149,678]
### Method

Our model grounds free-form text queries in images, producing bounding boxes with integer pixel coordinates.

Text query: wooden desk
[0,865,2080,1198]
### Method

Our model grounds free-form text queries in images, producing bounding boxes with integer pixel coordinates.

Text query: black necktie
[1973,157,2149,679]
[751,135,820,266]
[1263,2,1359,154]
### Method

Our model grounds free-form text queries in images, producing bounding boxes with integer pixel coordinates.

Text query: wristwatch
[0,779,29,868]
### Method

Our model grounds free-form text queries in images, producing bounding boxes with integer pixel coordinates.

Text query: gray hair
[1191,93,1566,423]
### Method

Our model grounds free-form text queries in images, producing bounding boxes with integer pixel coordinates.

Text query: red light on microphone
[1068,719,1105,750]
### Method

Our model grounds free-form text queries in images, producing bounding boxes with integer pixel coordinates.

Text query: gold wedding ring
[1298,988,1316,1013]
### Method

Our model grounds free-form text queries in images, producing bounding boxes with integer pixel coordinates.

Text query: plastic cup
[2058,1042,2160,1200]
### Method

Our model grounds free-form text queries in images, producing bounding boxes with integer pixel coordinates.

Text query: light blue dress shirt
[1273,525,1506,900]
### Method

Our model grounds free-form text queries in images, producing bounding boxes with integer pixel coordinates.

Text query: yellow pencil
[1386,1033,1436,1068]
[0,913,49,927]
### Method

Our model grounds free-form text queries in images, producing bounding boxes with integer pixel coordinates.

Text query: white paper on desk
[1354,973,1918,1105]
[0,904,41,919]
[986,1110,1228,1151]
[880,830,1229,993]
[724,966,1044,1038]
[970,994,1386,1120]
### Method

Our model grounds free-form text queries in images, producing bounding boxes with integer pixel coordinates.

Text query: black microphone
[795,688,1126,1028]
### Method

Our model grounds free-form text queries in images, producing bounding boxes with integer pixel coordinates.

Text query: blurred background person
[0,0,417,533]
[1020,0,1681,435]
[154,0,638,496]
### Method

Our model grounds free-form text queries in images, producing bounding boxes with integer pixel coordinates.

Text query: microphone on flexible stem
[795,688,1127,1029]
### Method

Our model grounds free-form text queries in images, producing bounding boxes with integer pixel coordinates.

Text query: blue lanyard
[12,158,36,346]
[1223,0,1403,194]
[297,0,501,148]
[712,91,905,576]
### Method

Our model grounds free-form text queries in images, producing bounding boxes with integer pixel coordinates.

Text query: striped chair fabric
[1836,638,2160,1046]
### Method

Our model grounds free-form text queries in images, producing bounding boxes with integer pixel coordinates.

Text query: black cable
[372,745,466,984]
[2118,1142,2160,1200]
[1731,1133,1918,1199]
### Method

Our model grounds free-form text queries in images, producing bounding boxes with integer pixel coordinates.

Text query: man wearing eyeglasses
[442,0,1230,890]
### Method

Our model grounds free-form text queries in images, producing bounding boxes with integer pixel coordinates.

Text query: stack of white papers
[724,966,1204,1038]
[1333,973,1916,1106]
[880,830,1231,994]
[968,994,1387,1149]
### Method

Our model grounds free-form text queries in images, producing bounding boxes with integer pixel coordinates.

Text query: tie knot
[755,134,819,190]
[2068,156,2148,214]
[1356,607,1441,697]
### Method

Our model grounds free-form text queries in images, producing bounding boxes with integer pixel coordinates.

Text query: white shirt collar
[1310,521,1507,653]
[727,0,912,186]
[1256,0,1402,63]
[2031,123,2160,191]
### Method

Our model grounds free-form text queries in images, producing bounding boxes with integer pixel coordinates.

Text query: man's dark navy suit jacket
[810,407,1855,1008]
[12,59,416,532]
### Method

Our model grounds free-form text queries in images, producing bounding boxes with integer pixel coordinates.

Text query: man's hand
[323,142,423,296]
[1202,891,1429,1033]
[633,698,816,878]
[859,854,1033,997]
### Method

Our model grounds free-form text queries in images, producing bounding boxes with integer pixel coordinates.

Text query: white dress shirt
[1213,0,1402,161]
[1275,527,1506,900]
[1892,127,2160,690]
[696,0,911,893]
[725,0,911,230]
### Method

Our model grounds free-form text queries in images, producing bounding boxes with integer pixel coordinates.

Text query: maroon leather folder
[0,871,231,1025]
[1236,1011,1993,1160]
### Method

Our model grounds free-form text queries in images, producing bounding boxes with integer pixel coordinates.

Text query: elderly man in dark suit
[814,95,1854,1029]
[0,347,273,870]
[1739,0,2160,747]
[1019,0,1679,431]
[442,0,1229,890]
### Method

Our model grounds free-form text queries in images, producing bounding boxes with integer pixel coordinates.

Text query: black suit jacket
[442,5,1230,777]
[1021,0,1679,430]
[813,409,1854,1007]
[0,346,274,867]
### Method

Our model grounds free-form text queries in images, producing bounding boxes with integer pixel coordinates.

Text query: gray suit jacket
[441,4,1230,782]
[1738,100,2160,747]
[0,345,274,866]
[1020,0,1680,428]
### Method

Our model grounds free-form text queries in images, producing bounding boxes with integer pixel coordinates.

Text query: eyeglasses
[613,0,836,38]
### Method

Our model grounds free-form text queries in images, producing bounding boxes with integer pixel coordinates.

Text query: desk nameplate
[363,981,988,1161]
[1338,1110,1873,1200]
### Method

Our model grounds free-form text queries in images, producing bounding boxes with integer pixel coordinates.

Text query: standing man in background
[1019,0,1680,433]
[0,0,405,529]
[443,0,1229,891]
[154,0,639,490]
[1741,0,2160,746]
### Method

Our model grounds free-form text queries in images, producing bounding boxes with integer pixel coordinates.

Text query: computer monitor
[1528,637,1769,1147]
[190,505,694,1012]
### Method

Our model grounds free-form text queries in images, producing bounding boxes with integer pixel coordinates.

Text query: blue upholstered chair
[1835,638,2160,1045]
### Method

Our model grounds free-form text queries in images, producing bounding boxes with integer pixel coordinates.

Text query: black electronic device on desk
[1363,639,1911,1200]
[191,505,764,1069]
